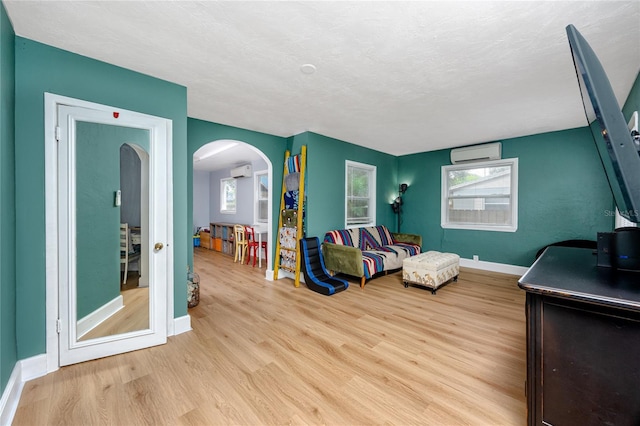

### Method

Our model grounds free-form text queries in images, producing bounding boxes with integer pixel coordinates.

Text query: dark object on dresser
[612,227,640,271]
[597,228,640,272]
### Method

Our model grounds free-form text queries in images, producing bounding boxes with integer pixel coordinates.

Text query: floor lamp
[391,183,408,233]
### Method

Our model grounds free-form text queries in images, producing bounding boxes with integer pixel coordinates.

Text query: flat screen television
[566,24,640,223]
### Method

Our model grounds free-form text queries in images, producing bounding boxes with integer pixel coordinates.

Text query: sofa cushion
[362,243,421,278]
[362,251,387,278]
[389,242,421,257]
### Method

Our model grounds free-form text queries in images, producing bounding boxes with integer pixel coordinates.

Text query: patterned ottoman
[402,251,460,294]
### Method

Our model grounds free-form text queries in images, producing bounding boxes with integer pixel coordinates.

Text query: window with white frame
[220,177,236,214]
[441,158,518,232]
[346,160,376,227]
[255,171,268,223]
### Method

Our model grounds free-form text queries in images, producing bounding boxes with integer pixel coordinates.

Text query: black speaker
[613,227,640,272]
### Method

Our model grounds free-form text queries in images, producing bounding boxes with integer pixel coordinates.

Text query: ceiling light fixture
[300,63,316,75]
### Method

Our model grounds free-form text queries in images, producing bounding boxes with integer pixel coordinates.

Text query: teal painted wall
[398,127,614,267]
[0,1,16,392]
[186,118,288,267]
[14,37,188,359]
[75,123,148,319]
[289,132,398,238]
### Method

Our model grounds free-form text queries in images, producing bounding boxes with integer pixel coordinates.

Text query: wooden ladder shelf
[273,146,307,287]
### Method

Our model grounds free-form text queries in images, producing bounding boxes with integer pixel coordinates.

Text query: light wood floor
[79,286,149,341]
[13,248,527,425]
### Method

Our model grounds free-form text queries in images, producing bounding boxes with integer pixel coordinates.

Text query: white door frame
[44,93,174,371]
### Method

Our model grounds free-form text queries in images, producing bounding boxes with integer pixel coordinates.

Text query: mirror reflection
[74,122,150,342]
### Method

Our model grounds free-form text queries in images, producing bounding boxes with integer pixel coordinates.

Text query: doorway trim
[44,93,174,373]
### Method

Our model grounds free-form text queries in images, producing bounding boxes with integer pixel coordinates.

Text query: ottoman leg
[404,281,409,288]
[453,275,458,282]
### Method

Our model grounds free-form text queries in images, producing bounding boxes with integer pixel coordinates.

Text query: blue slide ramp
[300,237,349,295]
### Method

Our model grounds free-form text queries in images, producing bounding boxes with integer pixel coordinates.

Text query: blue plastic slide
[299,237,349,295]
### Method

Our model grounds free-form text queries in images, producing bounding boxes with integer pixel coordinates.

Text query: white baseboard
[0,363,22,426]
[77,295,124,338]
[0,354,48,426]
[265,269,274,281]
[171,314,191,336]
[18,354,48,383]
[459,257,529,276]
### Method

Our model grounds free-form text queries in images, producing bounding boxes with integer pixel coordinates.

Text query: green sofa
[322,225,422,288]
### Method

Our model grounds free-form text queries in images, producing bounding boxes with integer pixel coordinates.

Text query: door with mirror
[57,104,170,366]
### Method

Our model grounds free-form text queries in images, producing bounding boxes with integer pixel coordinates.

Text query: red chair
[245,226,267,267]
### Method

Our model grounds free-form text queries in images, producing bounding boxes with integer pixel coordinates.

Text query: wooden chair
[120,223,141,285]
[245,226,268,267]
[233,224,247,263]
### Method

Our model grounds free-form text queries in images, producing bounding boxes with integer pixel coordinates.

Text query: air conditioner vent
[450,142,502,164]
[230,164,252,178]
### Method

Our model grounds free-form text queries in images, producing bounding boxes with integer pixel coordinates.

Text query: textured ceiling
[5,1,640,162]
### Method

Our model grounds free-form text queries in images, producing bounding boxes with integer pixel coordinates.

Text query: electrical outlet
[473,255,479,262]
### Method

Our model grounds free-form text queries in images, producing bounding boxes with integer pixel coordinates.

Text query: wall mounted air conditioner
[450,142,502,164]
[230,164,252,178]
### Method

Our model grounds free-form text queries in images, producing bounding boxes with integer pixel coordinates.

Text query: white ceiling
[5,1,640,167]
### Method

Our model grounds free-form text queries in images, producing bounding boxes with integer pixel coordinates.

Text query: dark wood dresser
[518,246,640,426]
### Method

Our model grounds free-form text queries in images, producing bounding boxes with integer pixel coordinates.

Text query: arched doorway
[193,140,273,275]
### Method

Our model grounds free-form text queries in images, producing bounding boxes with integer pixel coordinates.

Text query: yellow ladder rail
[293,145,307,287]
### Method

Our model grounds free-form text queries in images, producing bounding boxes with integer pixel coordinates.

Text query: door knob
[154,242,164,251]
